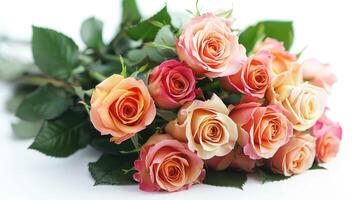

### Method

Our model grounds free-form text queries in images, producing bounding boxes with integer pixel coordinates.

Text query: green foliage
[257,167,291,183]
[128,6,172,41]
[80,17,104,49]
[204,170,247,189]
[29,108,94,157]
[90,136,138,155]
[88,154,137,185]
[121,0,141,27]
[16,84,73,121]
[310,161,327,170]
[12,120,43,139]
[239,21,294,53]
[32,26,79,80]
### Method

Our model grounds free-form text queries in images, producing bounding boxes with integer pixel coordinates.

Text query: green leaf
[257,167,291,183]
[121,0,141,27]
[90,136,137,155]
[310,161,327,170]
[11,120,43,139]
[239,21,294,53]
[32,26,79,80]
[204,170,247,189]
[156,109,177,121]
[88,154,137,185]
[29,108,93,157]
[128,6,171,41]
[80,17,104,49]
[16,84,73,121]
[152,25,177,58]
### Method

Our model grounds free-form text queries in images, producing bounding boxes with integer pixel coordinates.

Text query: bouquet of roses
[3,0,342,192]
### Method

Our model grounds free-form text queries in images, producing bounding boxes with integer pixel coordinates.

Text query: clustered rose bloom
[230,97,293,159]
[221,50,273,98]
[148,59,198,109]
[311,113,342,163]
[176,13,247,78]
[87,10,341,193]
[90,75,156,144]
[254,38,296,75]
[301,58,337,93]
[268,133,316,176]
[165,94,238,159]
[267,64,328,131]
[134,134,204,192]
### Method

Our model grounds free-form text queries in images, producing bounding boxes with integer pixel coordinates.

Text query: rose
[221,50,273,98]
[176,13,247,78]
[301,58,337,93]
[311,113,342,163]
[254,38,296,75]
[268,133,316,176]
[229,97,293,159]
[207,148,256,172]
[148,60,198,109]
[90,75,156,144]
[165,94,238,159]
[133,134,204,192]
[267,64,327,131]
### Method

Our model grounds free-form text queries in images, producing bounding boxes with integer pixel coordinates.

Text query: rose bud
[254,38,296,75]
[301,58,337,93]
[148,60,198,109]
[230,97,293,160]
[311,113,342,163]
[176,13,247,78]
[90,75,156,144]
[165,94,238,159]
[268,133,316,176]
[266,63,328,131]
[221,50,273,98]
[133,134,204,192]
[207,148,256,172]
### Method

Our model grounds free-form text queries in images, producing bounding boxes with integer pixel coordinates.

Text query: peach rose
[267,64,327,131]
[176,13,247,78]
[230,97,293,160]
[165,94,238,159]
[254,38,296,75]
[207,148,256,172]
[148,60,198,109]
[221,50,273,98]
[90,75,156,144]
[268,133,316,176]
[133,134,204,192]
[311,113,342,163]
[301,58,337,93]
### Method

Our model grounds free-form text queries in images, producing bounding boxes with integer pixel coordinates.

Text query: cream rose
[267,64,327,131]
[165,94,238,159]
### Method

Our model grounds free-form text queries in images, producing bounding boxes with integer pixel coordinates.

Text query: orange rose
[90,75,156,144]
[268,133,316,176]
[254,38,296,75]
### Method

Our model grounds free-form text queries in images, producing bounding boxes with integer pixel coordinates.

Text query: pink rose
[176,13,247,78]
[302,58,337,93]
[268,133,316,176]
[207,148,256,172]
[148,60,198,109]
[221,50,273,98]
[134,134,204,192]
[90,75,156,144]
[254,38,296,75]
[229,97,293,159]
[311,113,342,163]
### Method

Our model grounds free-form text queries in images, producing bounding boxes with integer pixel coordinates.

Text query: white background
[0,0,356,199]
